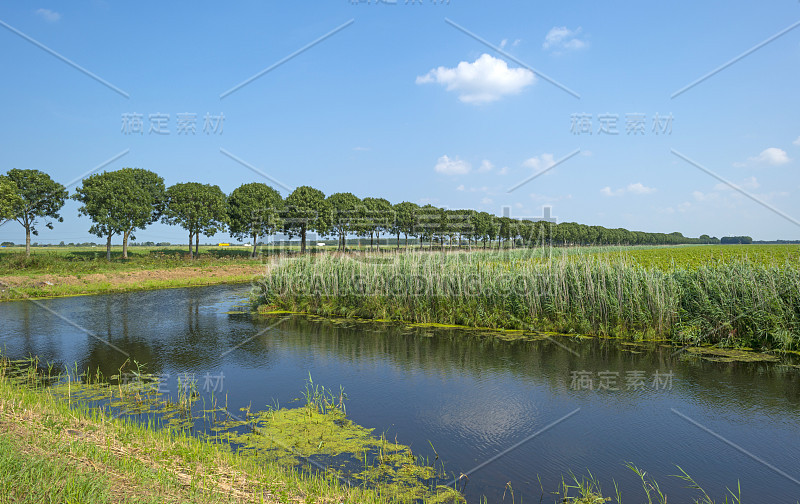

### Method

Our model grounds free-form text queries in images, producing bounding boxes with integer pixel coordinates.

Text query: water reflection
[1,285,799,502]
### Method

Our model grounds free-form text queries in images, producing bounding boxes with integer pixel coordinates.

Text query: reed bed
[255,249,800,349]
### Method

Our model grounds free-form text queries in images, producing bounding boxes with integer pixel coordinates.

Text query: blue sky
[1,0,799,244]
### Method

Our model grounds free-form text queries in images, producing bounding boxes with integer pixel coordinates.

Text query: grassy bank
[0,246,271,301]
[254,246,800,350]
[0,357,463,504]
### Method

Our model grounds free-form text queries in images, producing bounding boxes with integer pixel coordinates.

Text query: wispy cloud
[35,8,61,23]
[735,147,791,167]
[601,182,656,197]
[434,155,471,175]
[523,153,555,172]
[543,26,588,53]
[416,54,535,104]
[478,159,494,172]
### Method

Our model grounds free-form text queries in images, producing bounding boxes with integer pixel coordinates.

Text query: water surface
[1,284,799,502]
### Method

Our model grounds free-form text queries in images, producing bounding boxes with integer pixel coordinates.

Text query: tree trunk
[188,230,193,260]
[123,229,130,259]
[300,225,306,254]
[195,233,199,257]
[24,220,31,257]
[106,233,112,261]
[251,233,259,258]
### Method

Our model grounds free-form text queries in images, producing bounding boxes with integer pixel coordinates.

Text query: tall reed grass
[255,249,800,349]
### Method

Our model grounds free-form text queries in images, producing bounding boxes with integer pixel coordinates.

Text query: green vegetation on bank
[0,246,269,301]
[0,356,463,503]
[255,245,800,350]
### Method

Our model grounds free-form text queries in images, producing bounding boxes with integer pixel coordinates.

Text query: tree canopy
[228,182,283,257]
[284,186,329,254]
[4,169,68,256]
[162,182,228,258]
[73,168,165,259]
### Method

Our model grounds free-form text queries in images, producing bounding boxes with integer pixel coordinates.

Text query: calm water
[1,284,799,502]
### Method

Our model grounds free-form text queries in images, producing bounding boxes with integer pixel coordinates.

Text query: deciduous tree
[228,182,283,258]
[4,169,67,257]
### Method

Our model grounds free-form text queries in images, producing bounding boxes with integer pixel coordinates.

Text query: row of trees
[2,168,722,260]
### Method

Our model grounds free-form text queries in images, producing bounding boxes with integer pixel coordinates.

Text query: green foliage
[257,247,800,350]
[227,182,283,256]
[327,192,362,250]
[162,182,228,256]
[4,168,68,255]
[72,168,165,258]
[283,186,329,253]
[0,176,23,220]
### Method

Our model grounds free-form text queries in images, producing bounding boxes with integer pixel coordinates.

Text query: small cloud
[793,136,800,146]
[692,190,718,202]
[498,166,509,175]
[456,184,465,191]
[523,154,555,173]
[543,26,588,53]
[600,186,622,197]
[512,39,521,47]
[35,8,61,22]
[478,159,494,172]
[499,38,508,49]
[434,155,471,175]
[416,54,535,104]
[740,147,791,166]
[601,182,655,197]
[626,182,656,195]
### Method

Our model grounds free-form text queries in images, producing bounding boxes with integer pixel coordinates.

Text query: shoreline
[0,263,266,302]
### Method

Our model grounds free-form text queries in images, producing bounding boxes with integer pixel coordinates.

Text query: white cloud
[543,26,588,52]
[416,54,535,104]
[601,183,656,197]
[523,153,555,173]
[498,166,509,175]
[456,184,465,191]
[737,147,791,167]
[499,38,508,49]
[478,159,494,172]
[626,182,656,195]
[434,155,471,175]
[793,136,800,146]
[35,8,61,22]
[752,147,790,165]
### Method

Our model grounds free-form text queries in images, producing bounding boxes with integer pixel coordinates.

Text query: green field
[255,244,800,350]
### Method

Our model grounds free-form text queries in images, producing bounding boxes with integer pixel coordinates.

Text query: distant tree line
[720,236,753,244]
[2,168,726,259]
